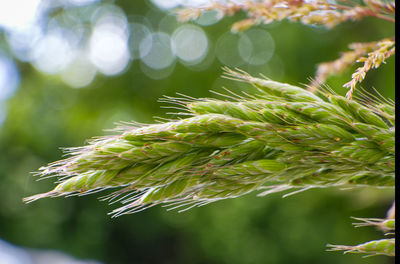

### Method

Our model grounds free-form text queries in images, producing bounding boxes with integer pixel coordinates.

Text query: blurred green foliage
[0,1,394,263]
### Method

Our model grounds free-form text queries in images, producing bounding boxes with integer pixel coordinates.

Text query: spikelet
[327,239,395,257]
[344,38,395,99]
[310,41,380,90]
[353,217,395,233]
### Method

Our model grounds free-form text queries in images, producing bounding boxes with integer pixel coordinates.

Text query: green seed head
[24,70,395,217]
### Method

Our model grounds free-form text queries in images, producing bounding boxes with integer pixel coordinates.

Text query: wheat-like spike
[327,239,395,256]
[352,217,395,233]
[310,40,381,91]
[344,38,395,99]
[178,0,395,31]
[24,70,394,217]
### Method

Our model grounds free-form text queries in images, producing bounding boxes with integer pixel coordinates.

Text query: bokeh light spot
[89,22,130,76]
[32,30,75,74]
[0,55,20,101]
[6,24,43,62]
[141,32,175,70]
[0,0,41,30]
[130,23,152,59]
[196,10,221,26]
[172,24,208,64]
[238,29,275,65]
[68,0,100,6]
[215,32,245,67]
[150,0,182,10]
[61,53,97,88]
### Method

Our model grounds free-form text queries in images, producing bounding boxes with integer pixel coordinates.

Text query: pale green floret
[352,217,395,232]
[375,104,395,125]
[328,239,395,256]
[249,77,324,102]
[187,101,265,121]
[330,95,389,128]
[285,101,354,129]
[383,219,395,230]
[54,170,119,193]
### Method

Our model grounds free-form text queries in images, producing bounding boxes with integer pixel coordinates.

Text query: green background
[0,1,394,263]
